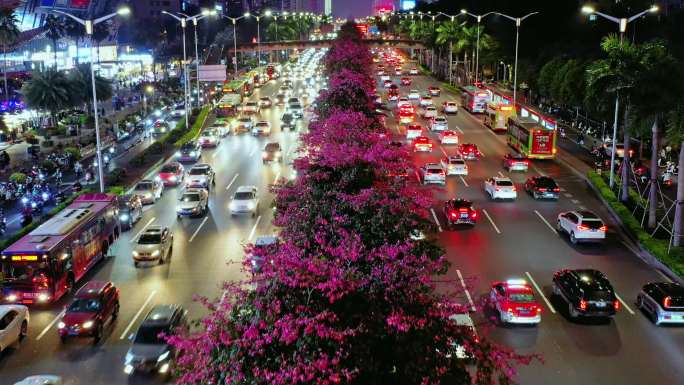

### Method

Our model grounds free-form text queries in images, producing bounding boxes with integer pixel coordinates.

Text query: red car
[383,79,393,88]
[459,143,481,160]
[428,86,441,96]
[398,108,414,124]
[58,281,120,343]
[157,162,185,186]
[489,279,542,325]
[443,198,477,227]
[400,77,412,86]
[413,136,433,152]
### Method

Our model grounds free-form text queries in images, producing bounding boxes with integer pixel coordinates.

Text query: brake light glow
[579,299,587,311]
[614,300,620,310]
[577,224,589,231]
[599,225,608,232]
[553,187,561,192]
[470,211,477,219]
[536,306,542,313]
[450,211,458,219]
[664,296,671,308]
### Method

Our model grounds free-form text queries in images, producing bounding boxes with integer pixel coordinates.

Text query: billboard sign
[401,0,416,10]
[198,65,227,82]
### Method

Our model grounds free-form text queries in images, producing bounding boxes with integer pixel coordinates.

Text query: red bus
[1,194,120,305]
[507,116,557,159]
[461,86,489,113]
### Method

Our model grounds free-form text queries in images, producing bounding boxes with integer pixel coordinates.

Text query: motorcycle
[666,161,679,176]
[20,207,32,227]
[661,171,674,187]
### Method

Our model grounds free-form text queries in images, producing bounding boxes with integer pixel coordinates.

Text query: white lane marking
[414,170,422,184]
[497,171,505,178]
[571,199,580,204]
[430,208,443,232]
[564,193,573,198]
[248,147,256,157]
[579,206,587,211]
[7,216,20,225]
[479,149,485,157]
[559,187,567,192]
[459,176,469,187]
[189,216,209,243]
[225,174,239,191]
[456,269,476,312]
[455,126,464,134]
[248,215,262,242]
[656,270,673,283]
[130,217,156,243]
[525,272,556,314]
[273,171,281,184]
[482,209,501,234]
[120,291,157,339]
[36,309,66,340]
[615,292,635,315]
[534,210,558,234]
[531,164,546,176]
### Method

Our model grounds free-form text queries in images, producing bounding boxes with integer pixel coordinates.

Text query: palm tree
[91,21,110,64]
[20,69,78,127]
[68,63,112,112]
[0,7,19,104]
[63,18,83,65]
[44,15,65,68]
[435,20,463,83]
[667,104,684,246]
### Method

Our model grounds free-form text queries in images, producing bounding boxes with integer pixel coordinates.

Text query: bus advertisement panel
[222,78,253,97]
[484,102,516,132]
[507,116,557,159]
[1,194,120,305]
[217,93,242,117]
[461,86,489,113]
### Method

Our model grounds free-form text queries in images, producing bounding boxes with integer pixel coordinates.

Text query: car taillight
[599,225,607,232]
[536,187,546,192]
[577,224,589,231]
[553,187,561,192]
[579,299,587,311]
[450,211,458,219]
[536,306,542,313]
[664,296,671,308]
[470,211,478,219]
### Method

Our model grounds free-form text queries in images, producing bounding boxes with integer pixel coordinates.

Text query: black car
[552,269,618,319]
[176,141,202,162]
[262,142,282,164]
[117,194,143,231]
[443,199,478,227]
[637,282,684,325]
[524,176,560,200]
[281,113,295,130]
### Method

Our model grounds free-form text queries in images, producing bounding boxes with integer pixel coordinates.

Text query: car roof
[650,282,684,296]
[191,163,210,169]
[447,156,464,161]
[493,177,512,182]
[184,188,204,195]
[447,198,472,206]
[570,269,611,286]
[236,185,257,193]
[577,210,600,219]
[138,179,154,184]
[75,281,112,298]
[424,163,441,168]
[0,304,27,317]
[141,304,182,327]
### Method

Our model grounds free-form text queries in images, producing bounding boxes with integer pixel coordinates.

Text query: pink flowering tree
[169,22,535,385]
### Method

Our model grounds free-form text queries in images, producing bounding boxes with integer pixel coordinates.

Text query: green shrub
[9,172,26,184]
[440,82,461,94]
[129,152,148,167]
[107,186,125,195]
[40,159,58,173]
[147,141,165,154]
[64,146,81,160]
[105,168,127,185]
[174,106,209,148]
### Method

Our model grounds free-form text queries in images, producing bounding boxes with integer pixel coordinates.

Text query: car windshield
[239,118,251,123]
[135,182,153,191]
[509,293,535,303]
[134,325,170,345]
[260,97,270,101]
[265,144,280,151]
[138,233,162,244]
[68,298,101,312]
[496,180,513,187]
[257,123,269,127]
[427,168,442,174]
[451,159,465,165]
[234,192,254,200]
[582,219,603,229]
[181,143,195,151]
[189,168,208,175]
[203,130,216,137]
[181,193,200,202]
[160,165,177,173]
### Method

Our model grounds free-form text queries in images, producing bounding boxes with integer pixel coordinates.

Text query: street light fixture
[50,6,130,193]
[460,9,495,84]
[161,11,191,131]
[178,9,217,110]
[248,10,274,67]
[492,11,538,106]
[219,12,250,78]
[581,4,659,188]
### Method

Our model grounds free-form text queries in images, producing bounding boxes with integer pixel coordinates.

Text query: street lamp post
[493,12,538,106]
[220,13,249,79]
[180,9,217,110]
[250,10,272,67]
[161,11,190,130]
[460,10,495,84]
[50,7,130,193]
[581,4,658,188]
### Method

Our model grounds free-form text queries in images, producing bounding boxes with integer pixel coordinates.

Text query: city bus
[1,194,120,305]
[222,78,253,97]
[507,116,557,159]
[461,86,489,113]
[216,93,242,117]
[483,102,516,133]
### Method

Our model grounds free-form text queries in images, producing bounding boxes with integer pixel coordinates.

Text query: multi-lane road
[1,50,683,385]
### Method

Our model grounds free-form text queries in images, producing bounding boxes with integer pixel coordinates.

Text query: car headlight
[275,151,281,157]
[132,250,139,256]
[170,175,177,182]
[262,151,268,158]
[125,352,134,365]
[246,201,255,210]
[120,214,130,222]
[37,292,50,302]
[82,320,94,329]
[229,201,237,210]
[190,151,197,157]
[58,321,66,329]
[42,192,49,200]
[175,151,181,157]
[157,351,170,363]
[21,197,28,204]
[151,250,161,257]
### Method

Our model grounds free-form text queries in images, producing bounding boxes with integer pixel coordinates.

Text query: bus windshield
[1,261,50,281]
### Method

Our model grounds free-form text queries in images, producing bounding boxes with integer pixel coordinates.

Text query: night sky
[332,0,374,20]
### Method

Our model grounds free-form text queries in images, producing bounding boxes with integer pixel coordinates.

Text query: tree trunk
[620,105,631,203]
[674,141,684,247]
[3,44,8,103]
[648,117,658,228]
[53,40,58,68]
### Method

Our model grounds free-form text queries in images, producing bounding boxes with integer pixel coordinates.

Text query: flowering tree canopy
[169,21,534,385]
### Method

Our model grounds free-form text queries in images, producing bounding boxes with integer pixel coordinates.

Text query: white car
[242,101,260,114]
[252,121,272,136]
[185,164,215,190]
[409,68,419,75]
[431,116,449,131]
[407,90,420,100]
[176,188,209,217]
[397,97,410,107]
[133,179,163,204]
[439,130,459,144]
[380,74,390,82]
[443,101,459,114]
[421,106,438,119]
[132,226,173,267]
[441,156,468,176]
[198,129,220,148]
[13,376,62,385]
[258,97,272,107]
[420,163,446,185]
[557,210,607,244]
[405,124,422,140]
[230,186,259,217]
[419,95,434,107]
[234,117,254,133]
[484,177,517,200]
[0,305,29,353]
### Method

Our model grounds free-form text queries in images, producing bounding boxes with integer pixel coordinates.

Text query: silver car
[420,163,446,185]
[133,179,164,204]
[124,304,187,377]
[176,189,209,218]
[132,226,173,267]
[229,186,259,217]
